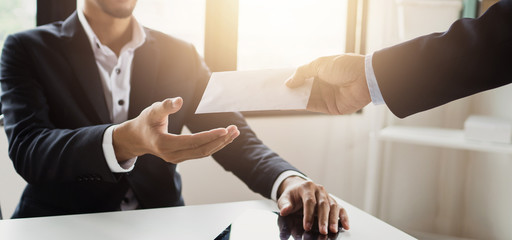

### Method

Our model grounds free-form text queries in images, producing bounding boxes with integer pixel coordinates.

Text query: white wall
[0,129,26,219]
[462,86,512,240]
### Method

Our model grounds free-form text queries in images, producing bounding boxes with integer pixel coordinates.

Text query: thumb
[285,61,318,88]
[151,97,183,120]
[277,194,294,216]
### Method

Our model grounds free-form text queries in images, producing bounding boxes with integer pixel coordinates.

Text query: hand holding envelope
[195,69,314,114]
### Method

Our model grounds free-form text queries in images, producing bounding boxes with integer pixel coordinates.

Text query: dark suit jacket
[0,12,299,218]
[372,0,512,118]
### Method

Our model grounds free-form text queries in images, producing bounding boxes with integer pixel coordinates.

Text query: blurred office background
[0,0,510,239]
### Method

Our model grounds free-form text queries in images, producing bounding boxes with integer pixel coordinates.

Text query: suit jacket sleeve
[0,34,117,184]
[372,0,512,118]
[181,44,301,199]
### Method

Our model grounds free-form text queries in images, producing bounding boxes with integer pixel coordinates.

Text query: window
[0,0,36,55]
[133,0,363,73]
[133,0,206,56]
[237,0,348,70]
[0,0,36,113]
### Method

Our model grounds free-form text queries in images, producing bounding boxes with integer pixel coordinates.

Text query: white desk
[0,199,415,239]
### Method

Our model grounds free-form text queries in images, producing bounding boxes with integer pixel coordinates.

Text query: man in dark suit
[0,0,349,234]
[287,0,512,117]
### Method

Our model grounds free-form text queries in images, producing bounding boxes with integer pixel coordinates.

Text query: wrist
[277,176,308,199]
[113,120,145,162]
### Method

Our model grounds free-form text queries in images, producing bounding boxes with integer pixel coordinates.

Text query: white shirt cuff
[103,125,137,173]
[365,53,386,105]
[271,170,311,201]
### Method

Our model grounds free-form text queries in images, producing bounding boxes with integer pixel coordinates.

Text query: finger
[306,79,328,114]
[164,129,238,163]
[277,193,294,216]
[340,207,350,230]
[150,97,183,120]
[277,185,305,217]
[204,126,240,154]
[328,197,341,233]
[225,125,239,136]
[161,127,229,151]
[286,60,319,88]
[319,81,342,115]
[315,188,330,235]
[301,185,317,232]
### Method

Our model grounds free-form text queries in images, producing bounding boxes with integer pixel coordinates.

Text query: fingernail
[330,224,338,233]
[305,222,313,231]
[321,224,328,234]
[171,98,178,107]
[220,129,228,136]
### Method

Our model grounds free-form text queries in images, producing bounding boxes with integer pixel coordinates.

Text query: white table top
[0,199,415,239]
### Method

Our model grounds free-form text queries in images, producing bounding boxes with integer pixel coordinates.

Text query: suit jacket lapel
[128,29,160,119]
[60,12,111,124]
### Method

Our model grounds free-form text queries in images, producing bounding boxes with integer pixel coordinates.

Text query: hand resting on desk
[277,176,350,235]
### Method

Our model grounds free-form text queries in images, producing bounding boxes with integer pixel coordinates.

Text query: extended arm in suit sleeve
[181,44,302,199]
[0,34,119,184]
[372,0,512,118]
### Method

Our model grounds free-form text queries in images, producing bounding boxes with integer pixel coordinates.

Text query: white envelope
[195,69,313,114]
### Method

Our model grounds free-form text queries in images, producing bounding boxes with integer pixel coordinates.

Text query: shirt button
[116,68,121,74]
[118,99,125,106]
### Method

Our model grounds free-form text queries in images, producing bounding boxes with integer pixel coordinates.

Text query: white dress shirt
[78,10,144,174]
[365,53,386,105]
[77,10,306,208]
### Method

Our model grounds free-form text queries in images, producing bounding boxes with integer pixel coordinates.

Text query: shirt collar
[77,9,146,55]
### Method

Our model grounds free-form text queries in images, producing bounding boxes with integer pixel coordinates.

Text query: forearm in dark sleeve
[373,0,512,118]
[1,35,118,184]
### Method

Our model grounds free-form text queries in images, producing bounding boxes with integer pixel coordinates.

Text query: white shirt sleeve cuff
[271,170,311,201]
[103,125,137,173]
[365,53,386,105]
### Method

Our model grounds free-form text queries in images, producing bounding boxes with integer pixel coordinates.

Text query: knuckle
[318,200,329,208]
[192,142,201,150]
[196,149,207,157]
[149,102,160,111]
[198,147,212,157]
[303,181,315,189]
[304,197,317,206]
